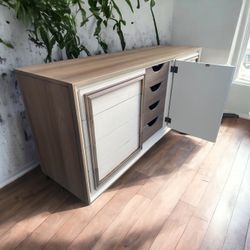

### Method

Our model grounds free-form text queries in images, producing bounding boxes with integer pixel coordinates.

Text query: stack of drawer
[142,62,170,142]
[84,78,142,186]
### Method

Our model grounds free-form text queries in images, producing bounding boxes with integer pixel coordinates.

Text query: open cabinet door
[167,60,235,142]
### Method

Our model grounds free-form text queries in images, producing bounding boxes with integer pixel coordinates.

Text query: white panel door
[85,77,143,187]
[167,60,235,142]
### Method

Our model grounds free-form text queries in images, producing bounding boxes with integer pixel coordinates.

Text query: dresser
[16,46,235,204]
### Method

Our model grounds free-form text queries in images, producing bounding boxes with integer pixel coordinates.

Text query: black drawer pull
[150,82,161,92]
[147,117,158,127]
[149,100,160,110]
[152,64,164,72]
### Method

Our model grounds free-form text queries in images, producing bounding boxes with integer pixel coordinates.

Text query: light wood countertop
[16,46,201,86]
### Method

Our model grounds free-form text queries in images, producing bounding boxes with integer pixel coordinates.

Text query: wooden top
[16,46,201,87]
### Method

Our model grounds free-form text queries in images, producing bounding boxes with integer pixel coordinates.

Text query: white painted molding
[224,108,250,120]
[239,113,250,120]
[0,161,39,189]
[228,0,250,77]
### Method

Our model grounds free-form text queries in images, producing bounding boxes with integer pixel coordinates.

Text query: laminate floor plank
[175,216,209,250]
[222,156,250,250]
[0,170,52,233]
[15,195,81,250]
[68,171,148,250]
[0,185,68,249]
[42,174,127,250]
[200,138,250,250]
[149,201,194,250]
[0,177,68,238]
[0,118,249,250]
[171,119,246,250]
[195,120,245,222]
[116,141,202,250]
[92,194,151,250]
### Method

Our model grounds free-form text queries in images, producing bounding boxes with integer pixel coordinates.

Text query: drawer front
[90,80,141,116]
[142,94,165,126]
[145,62,170,86]
[96,119,139,180]
[94,95,140,140]
[144,79,167,104]
[142,114,164,142]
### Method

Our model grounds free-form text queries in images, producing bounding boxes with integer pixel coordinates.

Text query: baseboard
[0,161,39,189]
[239,113,250,120]
[224,110,250,121]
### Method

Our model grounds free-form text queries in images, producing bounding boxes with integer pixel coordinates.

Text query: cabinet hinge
[165,117,171,123]
[170,66,178,74]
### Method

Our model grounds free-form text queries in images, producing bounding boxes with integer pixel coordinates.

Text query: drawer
[94,95,140,140]
[144,79,167,104]
[145,62,170,86]
[90,80,141,116]
[142,114,164,142]
[142,95,165,126]
[96,118,140,180]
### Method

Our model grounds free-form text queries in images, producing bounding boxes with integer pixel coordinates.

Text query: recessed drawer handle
[152,64,164,72]
[147,117,159,127]
[150,82,162,92]
[149,100,160,110]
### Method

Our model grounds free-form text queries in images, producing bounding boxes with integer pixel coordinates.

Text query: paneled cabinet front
[83,76,143,188]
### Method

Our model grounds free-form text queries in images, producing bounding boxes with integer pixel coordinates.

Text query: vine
[0,0,160,62]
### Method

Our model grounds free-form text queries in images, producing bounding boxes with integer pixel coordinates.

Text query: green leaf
[0,38,14,49]
[111,1,122,19]
[150,0,156,8]
[0,0,160,62]
[137,0,140,8]
[125,0,134,12]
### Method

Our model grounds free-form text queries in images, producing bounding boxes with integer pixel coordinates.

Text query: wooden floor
[1,118,250,250]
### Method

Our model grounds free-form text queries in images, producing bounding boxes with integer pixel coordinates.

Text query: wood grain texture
[201,138,250,250]
[16,46,201,86]
[0,118,249,250]
[17,74,89,203]
[145,61,170,86]
[150,201,194,250]
[222,155,250,250]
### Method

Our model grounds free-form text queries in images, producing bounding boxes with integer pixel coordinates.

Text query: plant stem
[150,3,160,45]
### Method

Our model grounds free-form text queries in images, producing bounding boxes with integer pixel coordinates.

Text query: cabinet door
[166,60,235,142]
[85,76,143,187]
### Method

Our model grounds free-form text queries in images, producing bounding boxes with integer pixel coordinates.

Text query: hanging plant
[73,0,134,53]
[0,0,160,62]
[0,38,14,48]
[0,0,90,62]
[138,0,160,45]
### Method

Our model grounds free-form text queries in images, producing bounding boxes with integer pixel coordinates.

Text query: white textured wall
[226,83,250,119]
[171,0,250,119]
[0,0,174,187]
[171,0,243,64]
